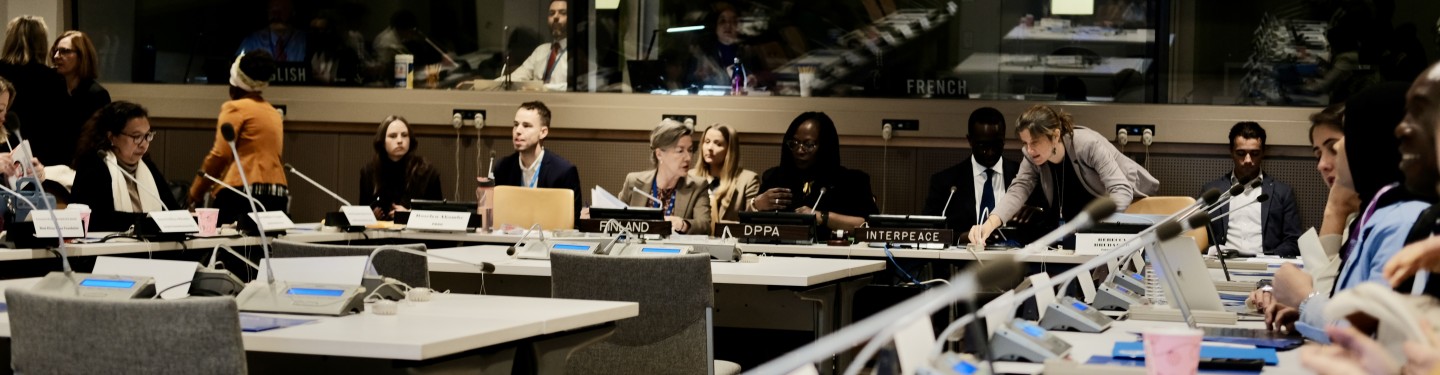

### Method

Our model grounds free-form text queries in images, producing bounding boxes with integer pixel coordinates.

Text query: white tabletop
[1004,26,1155,44]
[1003,319,1304,374]
[0,278,637,361]
[427,245,886,287]
[0,228,369,261]
[953,53,1152,77]
[740,243,1094,264]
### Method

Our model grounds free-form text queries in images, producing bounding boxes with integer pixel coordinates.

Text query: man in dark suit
[923,107,1019,237]
[493,101,583,224]
[1201,122,1302,257]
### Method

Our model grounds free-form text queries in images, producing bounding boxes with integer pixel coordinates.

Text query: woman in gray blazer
[691,123,760,226]
[619,119,712,235]
[969,105,1159,244]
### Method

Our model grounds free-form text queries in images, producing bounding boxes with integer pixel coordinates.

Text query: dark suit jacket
[922,157,1020,230]
[1202,173,1303,257]
[494,150,583,224]
[0,62,66,165]
[70,153,181,232]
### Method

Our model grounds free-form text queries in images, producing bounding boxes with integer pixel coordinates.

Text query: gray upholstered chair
[270,239,431,287]
[6,288,246,374]
[549,252,741,375]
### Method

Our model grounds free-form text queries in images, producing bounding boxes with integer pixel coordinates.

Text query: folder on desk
[1110,341,1278,365]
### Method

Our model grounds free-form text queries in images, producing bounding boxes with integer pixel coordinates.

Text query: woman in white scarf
[68,101,178,231]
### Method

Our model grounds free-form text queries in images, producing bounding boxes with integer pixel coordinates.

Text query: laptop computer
[1151,236,1303,350]
[626,60,669,93]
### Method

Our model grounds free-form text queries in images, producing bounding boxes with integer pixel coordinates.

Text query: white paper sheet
[93,256,201,300]
[255,256,368,285]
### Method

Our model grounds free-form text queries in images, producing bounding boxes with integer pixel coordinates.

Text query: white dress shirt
[972,156,1005,223]
[506,39,568,89]
[1224,174,1264,255]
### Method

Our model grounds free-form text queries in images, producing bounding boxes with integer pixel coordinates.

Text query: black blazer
[358,162,443,213]
[758,165,878,218]
[922,157,1020,230]
[0,62,66,165]
[494,150,583,223]
[69,153,181,232]
[1201,173,1303,257]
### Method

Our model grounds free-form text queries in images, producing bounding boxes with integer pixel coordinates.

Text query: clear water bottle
[1143,252,1166,305]
[730,57,746,96]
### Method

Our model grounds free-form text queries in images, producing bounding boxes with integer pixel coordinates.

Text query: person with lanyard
[188,50,289,224]
[968,104,1159,245]
[618,119,711,235]
[492,101,583,224]
[69,101,180,232]
[500,0,568,89]
[753,112,878,235]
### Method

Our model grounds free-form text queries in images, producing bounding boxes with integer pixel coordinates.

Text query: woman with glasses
[51,31,111,156]
[691,123,759,225]
[968,104,1159,244]
[618,119,712,235]
[754,112,877,233]
[70,101,179,231]
[360,115,442,220]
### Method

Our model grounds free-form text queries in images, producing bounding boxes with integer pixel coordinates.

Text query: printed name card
[578,219,672,235]
[30,210,85,238]
[715,223,812,243]
[246,211,296,231]
[339,205,377,226]
[1075,233,1139,255]
[853,228,953,245]
[149,211,200,233]
[406,210,470,232]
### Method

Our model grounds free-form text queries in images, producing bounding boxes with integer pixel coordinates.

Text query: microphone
[284,163,352,206]
[486,150,496,179]
[0,183,72,273]
[1020,197,1118,252]
[114,165,170,211]
[1205,180,1260,214]
[3,112,20,148]
[630,186,663,206]
[198,172,268,211]
[1161,188,1222,226]
[1208,194,1269,222]
[218,122,275,285]
[366,245,495,275]
[939,186,958,219]
[811,187,829,211]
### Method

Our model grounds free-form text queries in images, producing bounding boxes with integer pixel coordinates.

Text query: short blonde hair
[649,119,693,165]
[1,16,49,66]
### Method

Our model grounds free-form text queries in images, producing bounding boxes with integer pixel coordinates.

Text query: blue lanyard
[651,177,677,216]
[527,160,543,188]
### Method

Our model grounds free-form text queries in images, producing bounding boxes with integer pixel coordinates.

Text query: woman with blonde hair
[619,119,712,235]
[0,16,66,165]
[691,123,759,226]
[51,30,111,165]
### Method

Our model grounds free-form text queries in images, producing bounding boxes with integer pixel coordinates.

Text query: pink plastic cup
[1142,328,1203,375]
[196,208,220,236]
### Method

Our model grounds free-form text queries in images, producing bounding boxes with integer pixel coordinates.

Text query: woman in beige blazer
[691,124,760,227]
[619,119,712,235]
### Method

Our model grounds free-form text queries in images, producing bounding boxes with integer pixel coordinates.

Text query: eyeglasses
[786,140,818,152]
[52,47,76,56]
[118,131,156,145]
[662,145,696,155]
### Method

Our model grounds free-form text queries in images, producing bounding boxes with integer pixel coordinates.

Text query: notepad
[239,313,317,332]
[1111,341,1278,365]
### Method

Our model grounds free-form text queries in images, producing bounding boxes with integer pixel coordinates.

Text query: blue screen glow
[287,288,345,297]
[641,247,682,254]
[1021,324,1046,338]
[80,279,136,289]
[552,244,593,251]
[1071,301,1090,311]
[1116,285,1132,294]
[953,361,977,374]
[1130,273,1142,280]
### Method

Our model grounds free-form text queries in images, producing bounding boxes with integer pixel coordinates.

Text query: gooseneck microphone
[366,245,496,275]
[486,150,496,179]
[939,186,958,218]
[811,187,829,212]
[198,172,268,211]
[284,163,352,206]
[219,123,276,285]
[1020,197,1118,252]
[114,165,170,211]
[1209,194,1270,222]
[0,184,71,273]
[2,121,71,274]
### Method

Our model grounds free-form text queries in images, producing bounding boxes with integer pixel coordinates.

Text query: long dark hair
[74,101,148,166]
[779,111,841,173]
[367,115,432,194]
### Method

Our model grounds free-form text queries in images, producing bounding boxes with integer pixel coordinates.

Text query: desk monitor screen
[287,288,346,297]
[410,199,479,213]
[865,214,946,229]
[1051,0,1094,15]
[80,279,137,289]
[740,211,817,226]
[1071,301,1089,311]
[627,60,669,93]
[640,247,683,254]
[551,243,595,251]
[590,207,665,221]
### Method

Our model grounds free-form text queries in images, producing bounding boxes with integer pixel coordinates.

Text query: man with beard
[505,0,569,89]
[492,101,582,225]
[1201,122,1303,258]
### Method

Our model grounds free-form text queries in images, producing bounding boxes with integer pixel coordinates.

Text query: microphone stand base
[31,272,156,299]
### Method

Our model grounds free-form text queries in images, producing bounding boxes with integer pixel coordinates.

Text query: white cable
[208,244,261,271]
[454,128,462,201]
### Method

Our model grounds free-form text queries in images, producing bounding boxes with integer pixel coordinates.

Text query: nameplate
[716,223,811,242]
[246,211,296,231]
[339,205,377,226]
[578,219,672,235]
[854,228,953,245]
[148,211,200,233]
[30,210,85,238]
[406,210,470,232]
[1075,233,1138,255]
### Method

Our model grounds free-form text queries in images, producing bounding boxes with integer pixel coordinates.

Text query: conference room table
[0,277,638,374]
[994,319,1304,374]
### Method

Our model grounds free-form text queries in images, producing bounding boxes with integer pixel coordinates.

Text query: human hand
[1265,303,1298,332]
[1386,236,1440,287]
[664,215,688,233]
[1273,263,1314,308]
[1247,287,1275,312]
[1403,321,1440,375]
[754,188,792,211]
[968,222,995,245]
[1323,325,1401,374]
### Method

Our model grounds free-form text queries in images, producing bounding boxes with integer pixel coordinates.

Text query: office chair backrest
[550,252,714,374]
[1126,196,1209,252]
[6,289,246,375]
[493,185,575,230]
[270,239,431,287]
